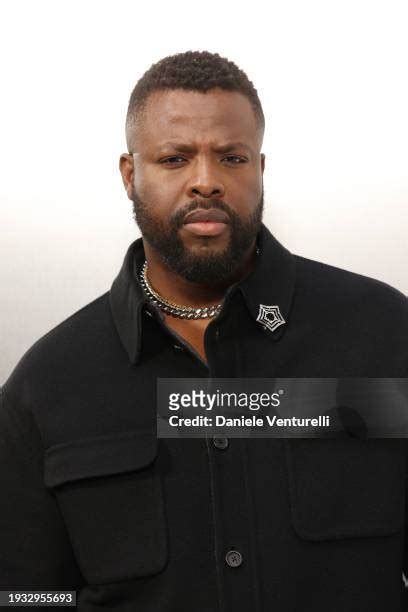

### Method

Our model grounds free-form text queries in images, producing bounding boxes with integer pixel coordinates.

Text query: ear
[119,154,134,201]
[261,153,265,174]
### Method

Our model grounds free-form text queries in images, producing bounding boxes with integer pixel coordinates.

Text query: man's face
[120,88,265,284]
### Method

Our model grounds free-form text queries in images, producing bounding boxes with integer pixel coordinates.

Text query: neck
[142,240,257,307]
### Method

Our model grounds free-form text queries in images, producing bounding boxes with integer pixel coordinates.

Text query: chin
[183,234,231,254]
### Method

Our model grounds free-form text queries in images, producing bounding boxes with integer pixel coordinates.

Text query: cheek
[132,165,149,197]
[133,167,179,211]
[231,176,262,212]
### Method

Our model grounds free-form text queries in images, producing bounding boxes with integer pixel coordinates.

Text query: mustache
[171,199,233,227]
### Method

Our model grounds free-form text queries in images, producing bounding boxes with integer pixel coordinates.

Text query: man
[1,51,408,611]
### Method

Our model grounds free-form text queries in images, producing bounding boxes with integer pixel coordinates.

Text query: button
[225,550,243,568]
[173,344,184,351]
[213,436,229,450]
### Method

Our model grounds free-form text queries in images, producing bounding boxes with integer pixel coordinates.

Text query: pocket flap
[43,430,167,584]
[44,430,158,488]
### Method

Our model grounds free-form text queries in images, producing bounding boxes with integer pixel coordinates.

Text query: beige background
[1,0,407,382]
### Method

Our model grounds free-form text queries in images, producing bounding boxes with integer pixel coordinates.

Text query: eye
[222,155,247,164]
[159,156,187,165]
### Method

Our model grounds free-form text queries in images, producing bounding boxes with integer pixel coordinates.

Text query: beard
[131,186,264,284]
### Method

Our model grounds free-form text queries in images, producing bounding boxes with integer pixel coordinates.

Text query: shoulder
[289,255,408,374]
[3,292,121,400]
[294,254,408,316]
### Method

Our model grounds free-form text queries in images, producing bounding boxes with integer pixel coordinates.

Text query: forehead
[132,88,261,150]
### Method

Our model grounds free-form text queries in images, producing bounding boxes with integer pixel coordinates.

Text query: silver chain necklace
[139,261,223,319]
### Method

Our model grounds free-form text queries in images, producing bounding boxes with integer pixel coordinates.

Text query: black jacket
[1,223,408,611]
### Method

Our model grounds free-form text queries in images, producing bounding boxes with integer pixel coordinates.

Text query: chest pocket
[44,431,168,585]
[285,439,405,540]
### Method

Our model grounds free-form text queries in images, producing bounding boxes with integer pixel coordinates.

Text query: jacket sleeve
[0,386,83,591]
[403,444,408,608]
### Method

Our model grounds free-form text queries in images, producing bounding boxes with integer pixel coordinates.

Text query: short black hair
[126,50,264,150]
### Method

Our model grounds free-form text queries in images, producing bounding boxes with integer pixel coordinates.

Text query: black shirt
[1,223,408,611]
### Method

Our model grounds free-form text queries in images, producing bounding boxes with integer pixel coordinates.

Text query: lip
[183,208,230,224]
[183,221,229,237]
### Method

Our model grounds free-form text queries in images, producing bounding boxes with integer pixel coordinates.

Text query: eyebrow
[158,141,253,154]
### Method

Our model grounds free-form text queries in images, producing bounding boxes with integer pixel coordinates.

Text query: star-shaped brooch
[256,304,286,333]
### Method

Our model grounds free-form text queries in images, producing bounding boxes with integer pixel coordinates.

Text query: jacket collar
[237,223,296,339]
[109,223,296,364]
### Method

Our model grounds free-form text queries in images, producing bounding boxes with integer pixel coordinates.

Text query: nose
[186,158,225,199]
